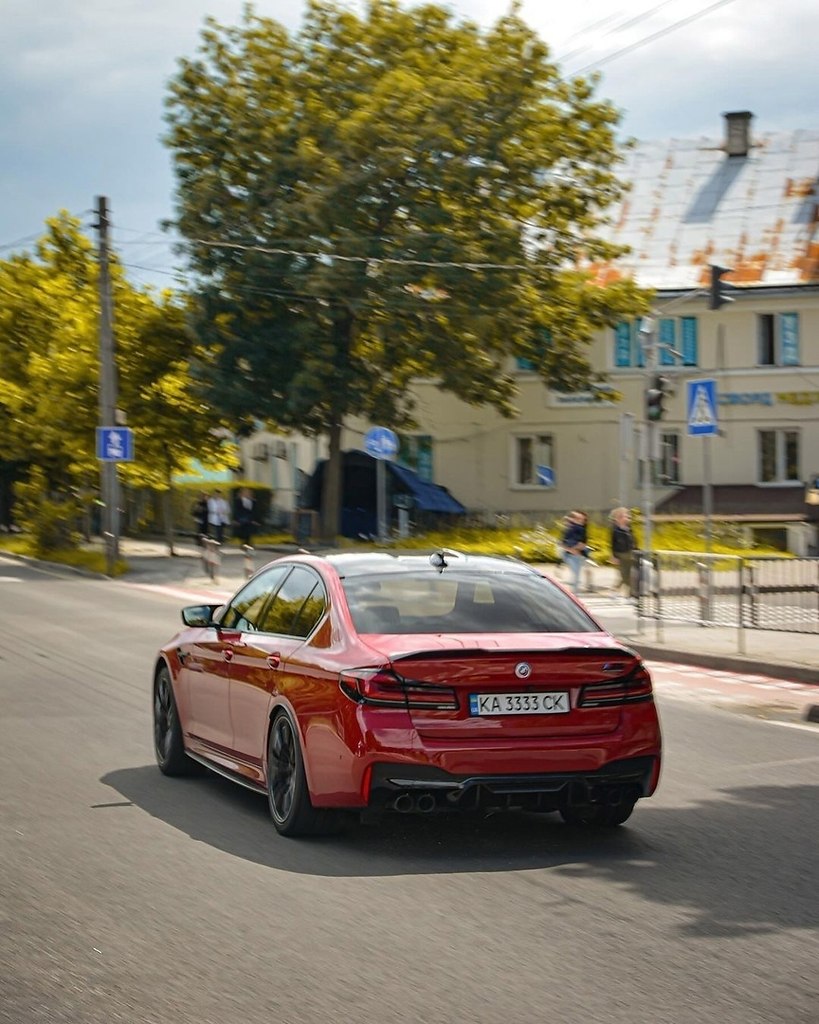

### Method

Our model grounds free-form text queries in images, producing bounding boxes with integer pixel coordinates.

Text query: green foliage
[0,214,234,533]
[0,533,128,575]
[366,518,786,562]
[14,468,81,555]
[164,0,652,535]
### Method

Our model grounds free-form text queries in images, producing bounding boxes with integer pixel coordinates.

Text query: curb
[626,641,819,687]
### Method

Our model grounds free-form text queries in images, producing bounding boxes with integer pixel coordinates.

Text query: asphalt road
[1,555,818,1024]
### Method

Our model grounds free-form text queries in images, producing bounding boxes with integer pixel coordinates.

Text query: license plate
[468,691,570,716]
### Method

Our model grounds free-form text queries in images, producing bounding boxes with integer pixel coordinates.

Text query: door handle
[267,653,282,669]
[223,649,234,662]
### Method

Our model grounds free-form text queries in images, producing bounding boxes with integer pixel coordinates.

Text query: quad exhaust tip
[392,792,436,813]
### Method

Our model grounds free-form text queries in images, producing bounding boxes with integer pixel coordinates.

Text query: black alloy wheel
[266,711,345,837]
[153,666,192,776]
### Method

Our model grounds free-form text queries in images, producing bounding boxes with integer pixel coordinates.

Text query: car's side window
[220,566,290,632]
[258,566,327,638]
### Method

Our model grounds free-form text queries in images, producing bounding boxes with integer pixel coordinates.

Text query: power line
[558,0,683,64]
[170,238,553,272]
[0,231,43,253]
[567,0,740,77]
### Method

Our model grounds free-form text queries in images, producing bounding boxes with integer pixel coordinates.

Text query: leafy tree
[0,214,233,550]
[165,0,650,537]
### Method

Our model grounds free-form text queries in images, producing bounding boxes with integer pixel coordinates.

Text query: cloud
[1,0,816,277]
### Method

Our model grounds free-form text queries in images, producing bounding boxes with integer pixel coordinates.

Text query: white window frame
[513,433,555,488]
[757,313,800,367]
[659,431,681,485]
[757,428,801,484]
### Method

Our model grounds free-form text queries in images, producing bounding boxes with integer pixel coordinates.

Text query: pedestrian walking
[610,506,636,598]
[561,510,589,593]
[207,489,231,544]
[234,488,257,546]
[191,491,209,545]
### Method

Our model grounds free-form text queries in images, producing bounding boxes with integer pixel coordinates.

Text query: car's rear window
[342,570,598,634]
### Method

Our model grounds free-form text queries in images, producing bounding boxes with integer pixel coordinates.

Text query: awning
[388,463,466,515]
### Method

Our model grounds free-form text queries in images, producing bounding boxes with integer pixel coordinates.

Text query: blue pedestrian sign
[536,465,555,487]
[96,426,135,462]
[686,379,719,437]
[364,426,399,461]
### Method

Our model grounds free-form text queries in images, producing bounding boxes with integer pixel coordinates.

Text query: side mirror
[181,604,222,628]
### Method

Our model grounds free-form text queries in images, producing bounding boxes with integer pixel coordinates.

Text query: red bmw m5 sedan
[153,551,661,836]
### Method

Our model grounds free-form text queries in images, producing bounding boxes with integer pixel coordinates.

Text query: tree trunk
[320,420,343,543]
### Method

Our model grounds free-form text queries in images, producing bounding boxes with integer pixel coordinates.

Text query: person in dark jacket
[610,506,636,598]
[191,491,209,545]
[234,488,257,546]
[561,510,588,592]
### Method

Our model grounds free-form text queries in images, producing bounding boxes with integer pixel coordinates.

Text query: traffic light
[645,374,668,422]
[709,264,735,310]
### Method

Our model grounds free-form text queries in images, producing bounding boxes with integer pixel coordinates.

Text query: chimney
[723,110,753,158]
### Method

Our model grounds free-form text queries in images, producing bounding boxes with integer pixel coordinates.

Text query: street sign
[686,379,719,436]
[96,426,135,462]
[364,426,399,461]
[536,465,555,487]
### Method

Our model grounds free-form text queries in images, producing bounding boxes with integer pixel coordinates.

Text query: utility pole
[639,317,657,558]
[95,196,119,574]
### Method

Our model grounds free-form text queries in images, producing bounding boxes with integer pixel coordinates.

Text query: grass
[335,518,787,562]
[0,517,786,574]
[0,535,129,576]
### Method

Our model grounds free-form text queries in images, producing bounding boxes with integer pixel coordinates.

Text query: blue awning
[389,463,466,515]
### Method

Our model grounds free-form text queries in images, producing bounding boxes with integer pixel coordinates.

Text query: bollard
[242,544,255,579]
[203,537,221,581]
[199,534,210,574]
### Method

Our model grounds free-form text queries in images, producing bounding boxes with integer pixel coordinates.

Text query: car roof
[322,550,539,579]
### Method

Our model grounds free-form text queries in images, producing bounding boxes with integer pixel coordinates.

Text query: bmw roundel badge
[514,662,532,679]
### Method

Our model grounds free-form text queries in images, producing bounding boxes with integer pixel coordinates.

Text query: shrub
[14,469,81,555]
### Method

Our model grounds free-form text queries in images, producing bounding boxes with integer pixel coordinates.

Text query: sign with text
[96,427,134,462]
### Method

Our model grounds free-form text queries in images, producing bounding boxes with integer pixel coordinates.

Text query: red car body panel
[157,552,662,816]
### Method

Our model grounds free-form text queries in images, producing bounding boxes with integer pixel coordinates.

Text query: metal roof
[593,123,819,292]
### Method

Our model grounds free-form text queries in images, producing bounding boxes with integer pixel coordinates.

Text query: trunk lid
[364,633,637,739]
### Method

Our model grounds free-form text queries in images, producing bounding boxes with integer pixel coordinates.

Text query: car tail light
[578,665,654,708]
[339,668,458,710]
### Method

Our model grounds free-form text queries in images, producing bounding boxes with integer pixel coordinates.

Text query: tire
[153,665,193,776]
[560,798,636,828]
[266,710,344,837]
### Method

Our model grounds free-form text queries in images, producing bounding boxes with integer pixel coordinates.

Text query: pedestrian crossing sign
[686,379,718,436]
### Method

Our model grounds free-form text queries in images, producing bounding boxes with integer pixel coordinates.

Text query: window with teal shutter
[516,329,551,372]
[681,317,698,366]
[779,313,799,365]
[614,322,632,366]
[659,319,676,366]
[634,329,645,367]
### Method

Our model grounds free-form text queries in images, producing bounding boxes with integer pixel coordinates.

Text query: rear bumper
[366,755,659,814]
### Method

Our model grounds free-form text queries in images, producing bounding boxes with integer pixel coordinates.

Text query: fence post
[737,556,746,655]
[242,544,255,579]
[653,553,663,644]
[696,560,712,625]
[202,537,221,581]
[747,562,759,628]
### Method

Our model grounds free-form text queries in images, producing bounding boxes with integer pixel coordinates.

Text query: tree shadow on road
[101,766,818,936]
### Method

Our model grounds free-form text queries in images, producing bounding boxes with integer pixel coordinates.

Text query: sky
[2,0,817,289]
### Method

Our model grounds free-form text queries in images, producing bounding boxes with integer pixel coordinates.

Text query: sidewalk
[539,560,819,686]
[78,538,819,687]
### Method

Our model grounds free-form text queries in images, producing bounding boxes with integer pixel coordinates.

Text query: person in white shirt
[207,490,231,544]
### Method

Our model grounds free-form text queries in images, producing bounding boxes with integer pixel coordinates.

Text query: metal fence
[634,551,819,637]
